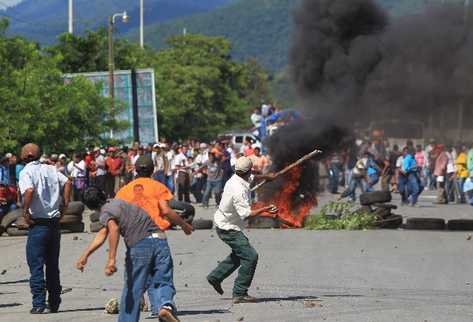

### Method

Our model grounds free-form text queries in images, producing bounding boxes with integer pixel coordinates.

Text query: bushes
[305,201,377,231]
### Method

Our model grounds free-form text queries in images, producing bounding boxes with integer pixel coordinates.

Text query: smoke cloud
[289,0,473,128]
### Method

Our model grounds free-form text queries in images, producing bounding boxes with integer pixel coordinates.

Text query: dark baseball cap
[135,156,154,172]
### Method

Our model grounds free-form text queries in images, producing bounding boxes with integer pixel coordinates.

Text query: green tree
[0,19,122,153]
[152,34,269,140]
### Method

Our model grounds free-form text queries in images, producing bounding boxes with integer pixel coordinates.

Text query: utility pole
[68,0,73,34]
[108,11,128,139]
[108,16,115,138]
[140,0,144,48]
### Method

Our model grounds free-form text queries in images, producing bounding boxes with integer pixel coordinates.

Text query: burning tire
[90,221,103,233]
[359,191,392,206]
[447,219,473,231]
[247,217,279,229]
[405,217,445,230]
[192,219,213,230]
[375,214,403,229]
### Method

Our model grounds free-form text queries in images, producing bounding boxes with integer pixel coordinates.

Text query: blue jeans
[119,237,176,322]
[398,174,408,203]
[406,172,422,205]
[165,175,175,193]
[26,221,62,309]
[202,180,223,207]
[457,177,467,203]
[366,173,379,192]
[328,165,340,194]
[341,176,365,201]
[152,171,166,185]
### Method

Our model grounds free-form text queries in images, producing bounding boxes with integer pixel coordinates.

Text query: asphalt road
[0,191,472,322]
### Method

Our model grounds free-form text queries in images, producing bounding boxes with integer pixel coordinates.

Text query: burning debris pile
[252,124,353,228]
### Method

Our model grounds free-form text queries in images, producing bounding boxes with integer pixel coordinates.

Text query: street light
[108,11,128,138]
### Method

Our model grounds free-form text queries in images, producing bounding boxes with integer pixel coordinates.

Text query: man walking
[18,143,72,314]
[207,156,277,303]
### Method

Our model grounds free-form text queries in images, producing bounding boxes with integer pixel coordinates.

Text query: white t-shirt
[174,153,188,174]
[95,155,106,176]
[166,151,175,176]
[70,160,86,178]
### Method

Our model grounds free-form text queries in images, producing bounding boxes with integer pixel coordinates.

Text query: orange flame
[252,167,317,228]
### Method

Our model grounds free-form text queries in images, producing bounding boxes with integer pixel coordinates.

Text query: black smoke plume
[260,0,473,209]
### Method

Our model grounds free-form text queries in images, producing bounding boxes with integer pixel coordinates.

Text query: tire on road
[247,217,279,229]
[169,200,195,225]
[61,222,85,233]
[90,221,104,233]
[372,203,398,210]
[373,207,391,219]
[1,209,22,229]
[405,217,445,230]
[89,211,100,223]
[6,227,29,237]
[63,201,85,216]
[375,214,403,229]
[359,191,392,206]
[60,214,82,225]
[192,218,213,230]
[447,219,473,231]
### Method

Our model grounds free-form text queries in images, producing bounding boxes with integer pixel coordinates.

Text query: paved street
[1,191,472,322]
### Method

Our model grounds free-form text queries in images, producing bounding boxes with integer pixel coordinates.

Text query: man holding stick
[207,156,278,303]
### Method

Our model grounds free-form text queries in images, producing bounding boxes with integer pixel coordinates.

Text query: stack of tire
[0,201,85,236]
[89,210,102,233]
[359,191,403,229]
[60,201,85,233]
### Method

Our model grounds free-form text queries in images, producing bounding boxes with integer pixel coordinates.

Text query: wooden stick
[250,148,323,192]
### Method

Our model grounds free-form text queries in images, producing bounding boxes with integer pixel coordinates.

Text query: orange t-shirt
[116,177,173,230]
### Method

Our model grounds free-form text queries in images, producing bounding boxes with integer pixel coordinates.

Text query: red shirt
[106,156,123,176]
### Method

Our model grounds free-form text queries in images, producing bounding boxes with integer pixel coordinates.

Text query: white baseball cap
[235,156,253,173]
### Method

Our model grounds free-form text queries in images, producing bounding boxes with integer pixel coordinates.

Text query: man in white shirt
[207,157,277,304]
[19,143,72,314]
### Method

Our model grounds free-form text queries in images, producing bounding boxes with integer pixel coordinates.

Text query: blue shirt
[19,161,69,219]
[15,164,25,184]
[0,165,10,186]
[402,154,417,173]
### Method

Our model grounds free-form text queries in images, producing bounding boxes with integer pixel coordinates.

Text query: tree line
[0,17,269,153]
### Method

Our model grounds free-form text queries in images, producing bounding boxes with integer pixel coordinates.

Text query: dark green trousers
[207,228,259,297]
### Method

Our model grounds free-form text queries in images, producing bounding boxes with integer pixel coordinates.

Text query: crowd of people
[328,139,473,207]
[0,138,272,217]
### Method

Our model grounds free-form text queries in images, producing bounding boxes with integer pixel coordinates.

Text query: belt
[32,218,60,226]
[147,232,167,239]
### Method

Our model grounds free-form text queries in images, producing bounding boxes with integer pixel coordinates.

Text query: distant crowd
[326,140,473,206]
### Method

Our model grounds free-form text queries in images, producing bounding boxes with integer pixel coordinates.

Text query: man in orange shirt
[116,156,193,316]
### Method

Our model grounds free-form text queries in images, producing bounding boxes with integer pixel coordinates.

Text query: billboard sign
[64,68,158,145]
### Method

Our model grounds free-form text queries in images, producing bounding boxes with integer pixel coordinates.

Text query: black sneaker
[207,277,224,295]
[232,295,257,304]
[30,307,47,314]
